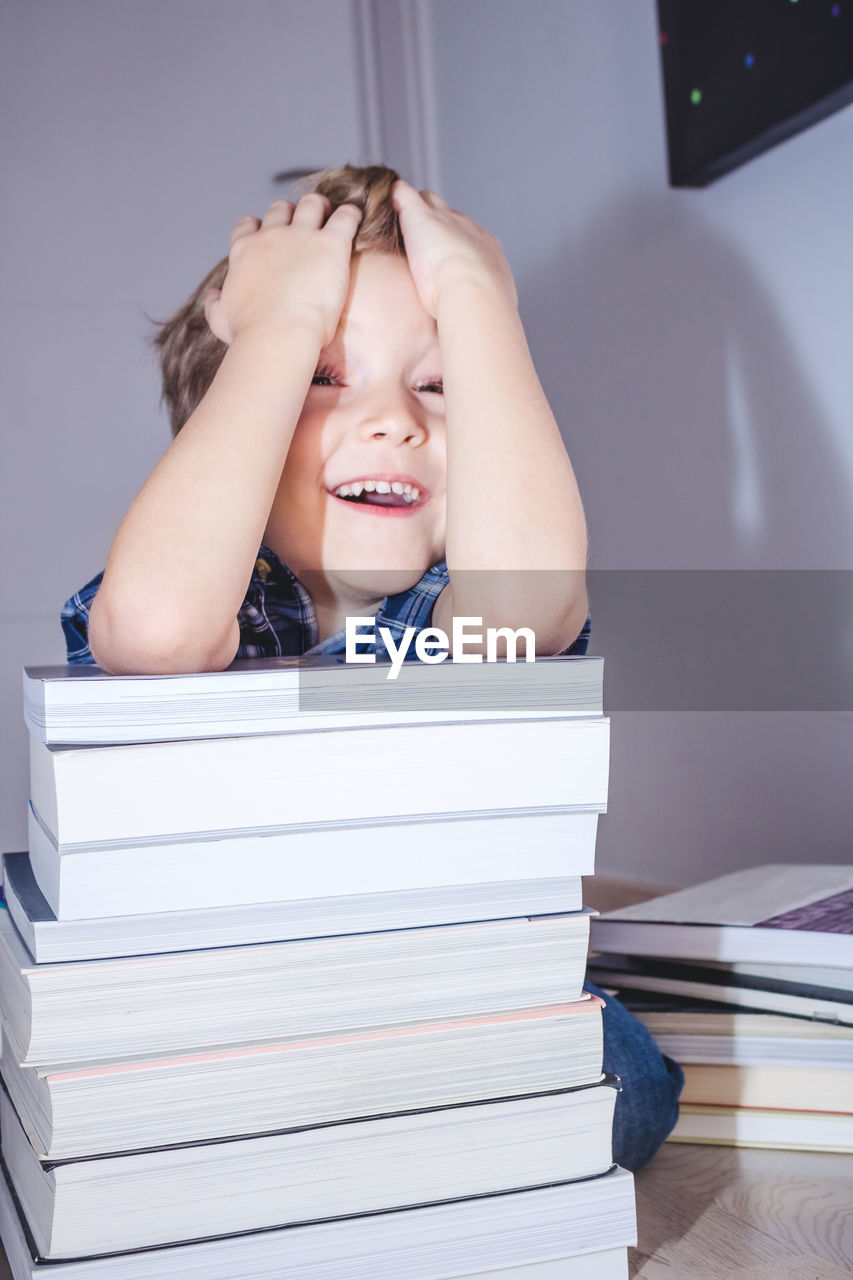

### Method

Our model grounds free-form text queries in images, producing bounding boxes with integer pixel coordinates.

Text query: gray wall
[0,0,371,855]
[2,0,851,884]
[425,0,853,885]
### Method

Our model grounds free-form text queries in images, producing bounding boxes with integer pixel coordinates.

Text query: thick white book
[679,1061,853,1112]
[23,655,605,745]
[670,1103,853,1154]
[626,1001,853,1069]
[30,717,609,845]
[587,954,853,1025]
[0,1082,620,1258]
[1,849,587,962]
[0,907,592,1066]
[590,863,853,967]
[0,997,605,1160]
[25,805,598,923]
[30,716,609,920]
[0,1159,635,1280]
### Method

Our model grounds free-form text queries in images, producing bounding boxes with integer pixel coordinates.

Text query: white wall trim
[355,0,440,189]
[411,0,442,192]
[353,0,385,163]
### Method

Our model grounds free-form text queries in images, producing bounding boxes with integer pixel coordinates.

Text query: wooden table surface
[631,1141,853,1279]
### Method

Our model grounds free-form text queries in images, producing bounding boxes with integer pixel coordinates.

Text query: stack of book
[589,864,853,1153]
[0,654,637,1279]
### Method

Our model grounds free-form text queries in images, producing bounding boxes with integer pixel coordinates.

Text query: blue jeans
[585,981,685,1172]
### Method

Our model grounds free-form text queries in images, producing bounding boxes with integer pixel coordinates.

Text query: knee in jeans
[612,1050,684,1172]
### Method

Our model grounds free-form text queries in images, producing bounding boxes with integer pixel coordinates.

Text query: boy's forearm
[436,280,588,650]
[89,322,323,674]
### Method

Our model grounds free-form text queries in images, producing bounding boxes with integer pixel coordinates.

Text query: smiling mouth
[330,478,426,509]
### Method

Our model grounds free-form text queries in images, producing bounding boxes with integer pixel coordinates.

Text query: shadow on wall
[519,192,853,882]
[520,190,853,570]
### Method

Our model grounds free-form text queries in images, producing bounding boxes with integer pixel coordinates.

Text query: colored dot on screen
[659,31,668,46]
[832,3,841,14]
[745,53,755,68]
[690,88,702,105]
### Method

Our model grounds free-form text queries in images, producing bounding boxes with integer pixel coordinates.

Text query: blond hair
[154,164,404,436]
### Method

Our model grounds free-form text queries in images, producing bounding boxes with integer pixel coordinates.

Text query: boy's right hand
[204,194,362,348]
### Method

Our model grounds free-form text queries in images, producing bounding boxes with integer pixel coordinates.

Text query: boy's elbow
[440,574,588,658]
[88,594,239,675]
[534,600,588,656]
[534,588,589,656]
[489,580,589,658]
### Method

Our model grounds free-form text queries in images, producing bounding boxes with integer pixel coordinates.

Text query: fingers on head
[260,201,295,230]
[290,191,333,228]
[392,182,451,217]
[419,189,449,209]
[229,195,360,247]
[230,215,262,245]
[391,178,414,207]
[324,201,363,240]
[203,287,225,337]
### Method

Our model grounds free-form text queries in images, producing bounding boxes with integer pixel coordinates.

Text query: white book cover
[629,1003,853,1069]
[588,962,853,1025]
[1,1083,619,1257]
[2,849,587,959]
[30,717,610,849]
[679,1061,853,1112]
[24,805,597,923]
[24,654,605,745]
[0,908,593,1065]
[671,1104,853,1154]
[1,998,605,1159]
[0,1160,635,1280]
[591,863,853,967]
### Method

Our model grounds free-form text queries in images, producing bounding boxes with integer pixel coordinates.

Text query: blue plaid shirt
[62,546,590,664]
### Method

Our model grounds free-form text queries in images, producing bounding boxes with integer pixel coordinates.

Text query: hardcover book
[0,1082,620,1258]
[590,864,853,968]
[0,908,593,1065]
[0,1160,636,1280]
[24,654,604,746]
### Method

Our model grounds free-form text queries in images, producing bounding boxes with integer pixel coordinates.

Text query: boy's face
[264,252,447,603]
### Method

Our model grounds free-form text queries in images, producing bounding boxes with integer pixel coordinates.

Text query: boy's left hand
[391,180,517,319]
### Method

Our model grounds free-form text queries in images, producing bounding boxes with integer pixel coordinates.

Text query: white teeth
[333,478,423,502]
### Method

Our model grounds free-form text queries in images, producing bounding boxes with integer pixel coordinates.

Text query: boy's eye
[311,369,443,393]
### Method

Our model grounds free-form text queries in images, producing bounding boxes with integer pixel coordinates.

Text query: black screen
[657,0,853,186]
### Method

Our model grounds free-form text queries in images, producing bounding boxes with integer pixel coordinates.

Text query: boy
[62,166,682,1168]
[64,165,589,671]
